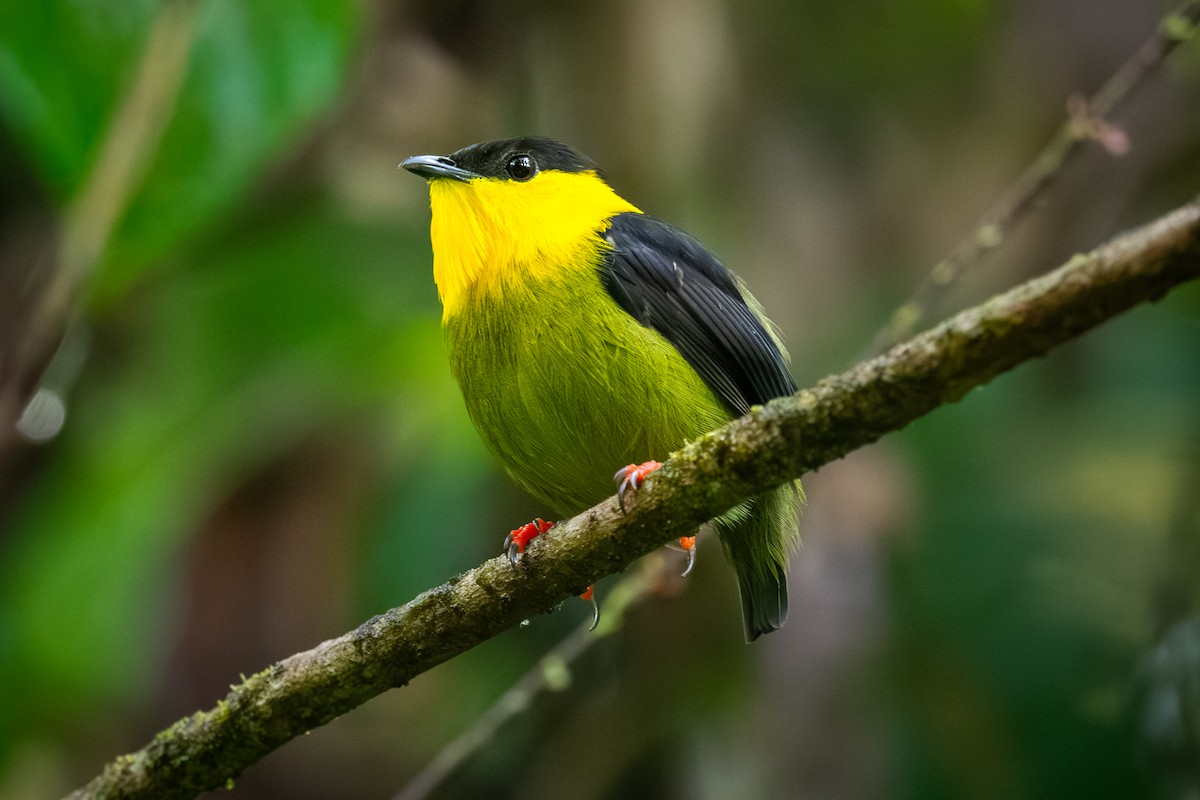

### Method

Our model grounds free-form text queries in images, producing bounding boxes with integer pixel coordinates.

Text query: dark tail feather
[717,485,801,643]
[738,568,788,642]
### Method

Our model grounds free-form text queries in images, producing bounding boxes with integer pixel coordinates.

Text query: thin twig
[56,0,200,287]
[868,0,1200,355]
[392,555,668,800]
[2,0,200,443]
[66,195,1200,800]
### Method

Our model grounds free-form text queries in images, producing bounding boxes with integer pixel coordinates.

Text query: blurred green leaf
[0,0,360,292]
[0,1,157,195]
[0,200,448,734]
[888,288,1200,799]
[106,0,361,289]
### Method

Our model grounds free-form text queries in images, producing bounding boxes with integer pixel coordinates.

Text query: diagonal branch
[68,195,1200,800]
[867,0,1200,355]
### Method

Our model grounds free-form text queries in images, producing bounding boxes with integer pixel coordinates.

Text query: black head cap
[402,137,602,183]
[451,137,599,176]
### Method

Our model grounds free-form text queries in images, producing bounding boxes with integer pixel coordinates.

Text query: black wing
[599,212,796,414]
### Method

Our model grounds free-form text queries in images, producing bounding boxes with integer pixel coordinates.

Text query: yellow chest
[427,170,640,319]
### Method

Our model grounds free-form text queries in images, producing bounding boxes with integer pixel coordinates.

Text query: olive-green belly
[445,275,728,515]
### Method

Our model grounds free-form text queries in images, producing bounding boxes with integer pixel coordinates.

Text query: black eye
[505,154,537,181]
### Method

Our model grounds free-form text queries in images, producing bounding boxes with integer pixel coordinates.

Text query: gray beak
[400,155,476,182]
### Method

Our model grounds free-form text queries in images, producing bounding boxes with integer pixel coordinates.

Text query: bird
[402,137,800,642]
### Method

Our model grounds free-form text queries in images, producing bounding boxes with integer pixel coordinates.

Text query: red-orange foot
[503,517,554,566]
[678,535,697,577]
[613,460,662,513]
[580,585,600,631]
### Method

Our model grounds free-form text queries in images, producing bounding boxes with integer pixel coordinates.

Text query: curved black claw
[579,585,600,631]
[668,535,698,577]
[681,541,697,578]
[587,593,600,631]
[504,518,554,567]
[614,466,632,514]
[614,461,661,515]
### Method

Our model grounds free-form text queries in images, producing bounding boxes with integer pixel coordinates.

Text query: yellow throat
[427,169,640,319]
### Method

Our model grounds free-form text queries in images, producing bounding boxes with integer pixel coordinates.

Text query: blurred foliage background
[1,0,1199,798]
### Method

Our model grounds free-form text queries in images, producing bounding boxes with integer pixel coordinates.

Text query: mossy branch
[867,0,1200,354]
[68,195,1200,800]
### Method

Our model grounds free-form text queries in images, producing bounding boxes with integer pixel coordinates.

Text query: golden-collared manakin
[403,137,801,641]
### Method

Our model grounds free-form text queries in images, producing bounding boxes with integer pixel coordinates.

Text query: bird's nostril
[437,157,455,167]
